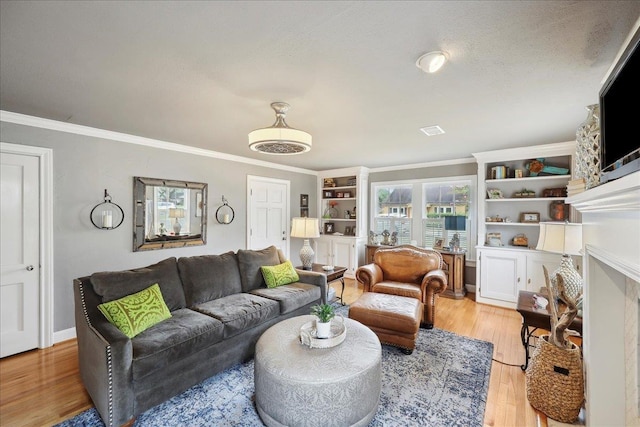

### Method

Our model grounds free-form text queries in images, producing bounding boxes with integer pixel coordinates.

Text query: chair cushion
[177,252,242,305]
[98,283,171,338]
[370,281,423,300]
[191,293,280,338]
[237,246,281,292]
[91,257,186,311]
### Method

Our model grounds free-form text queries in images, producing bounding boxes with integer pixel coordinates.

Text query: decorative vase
[316,320,331,339]
[575,104,601,189]
[526,335,584,423]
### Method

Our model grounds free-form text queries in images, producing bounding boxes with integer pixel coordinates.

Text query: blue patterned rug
[57,307,493,427]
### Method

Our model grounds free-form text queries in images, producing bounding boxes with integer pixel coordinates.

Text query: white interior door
[1,152,40,357]
[247,176,290,257]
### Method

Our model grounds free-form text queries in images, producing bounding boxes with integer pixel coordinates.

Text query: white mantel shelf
[567,171,640,212]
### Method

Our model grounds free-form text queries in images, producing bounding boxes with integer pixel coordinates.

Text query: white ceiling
[1,1,639,171]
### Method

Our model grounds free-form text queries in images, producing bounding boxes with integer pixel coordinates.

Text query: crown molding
[369,156,475,173]
[0,110,318,176]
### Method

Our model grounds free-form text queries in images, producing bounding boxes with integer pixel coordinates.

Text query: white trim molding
[1,110,317,176]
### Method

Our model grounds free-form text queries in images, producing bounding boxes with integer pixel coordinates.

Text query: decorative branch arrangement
[542,265,579,349]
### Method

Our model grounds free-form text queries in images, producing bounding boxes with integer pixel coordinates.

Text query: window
[371,176,476,257]
[372,184,412,245]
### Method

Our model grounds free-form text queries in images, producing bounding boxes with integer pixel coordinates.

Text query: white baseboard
[54,327,76,344]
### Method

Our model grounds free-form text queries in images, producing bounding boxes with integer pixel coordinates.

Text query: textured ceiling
[1,1,639,171]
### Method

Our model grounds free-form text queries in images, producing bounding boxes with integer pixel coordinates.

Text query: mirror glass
[133,177,207,251]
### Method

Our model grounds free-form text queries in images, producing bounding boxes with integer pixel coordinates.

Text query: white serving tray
[299,315,346,349]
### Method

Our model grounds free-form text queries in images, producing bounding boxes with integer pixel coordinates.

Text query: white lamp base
[173,219,181,235]
[300,239,315,270]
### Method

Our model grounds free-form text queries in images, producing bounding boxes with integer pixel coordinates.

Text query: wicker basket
[525,335,584,423]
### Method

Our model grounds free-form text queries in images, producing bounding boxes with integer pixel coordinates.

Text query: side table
[297,264,348,305]
[516,290,582,370]
[437,249,466,299]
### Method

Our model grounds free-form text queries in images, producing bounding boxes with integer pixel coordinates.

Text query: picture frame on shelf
[323,190,334,198]
[343,191,351,198]
[520,212,540,223]
[336,192,344,198]
[324,222,335,234]
[300,194,308,207]
[345,226,352,236]
[434,239,444,249]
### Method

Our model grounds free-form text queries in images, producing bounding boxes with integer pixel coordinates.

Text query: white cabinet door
[479,249,524,303]
[526,253,582,293]
[314,237,332,266]
[333,238,354,274]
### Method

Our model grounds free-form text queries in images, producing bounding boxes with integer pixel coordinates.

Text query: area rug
[57,309,493,427]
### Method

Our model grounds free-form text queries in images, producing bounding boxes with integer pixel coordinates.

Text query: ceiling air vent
[419,125,445,136]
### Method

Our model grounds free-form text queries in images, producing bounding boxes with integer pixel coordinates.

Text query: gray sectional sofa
[73,246,327,427]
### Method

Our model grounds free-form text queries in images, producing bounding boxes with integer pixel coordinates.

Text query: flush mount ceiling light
[248,102,312,155]
[416,51,449,74]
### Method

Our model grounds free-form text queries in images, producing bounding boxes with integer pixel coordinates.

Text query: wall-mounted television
[599,24,640,183]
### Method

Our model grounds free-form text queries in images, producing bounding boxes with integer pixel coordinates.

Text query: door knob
[26,265,34,271]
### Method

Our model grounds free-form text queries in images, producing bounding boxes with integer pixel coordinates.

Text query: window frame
[370,175,477,260]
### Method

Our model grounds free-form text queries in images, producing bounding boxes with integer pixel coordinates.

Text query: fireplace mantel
[567,170,640,426]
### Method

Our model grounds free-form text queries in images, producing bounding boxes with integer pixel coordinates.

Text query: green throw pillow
[98,283,171,338]
[261,260,300,288]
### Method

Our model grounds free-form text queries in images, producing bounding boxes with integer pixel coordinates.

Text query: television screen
[599,27,640,177]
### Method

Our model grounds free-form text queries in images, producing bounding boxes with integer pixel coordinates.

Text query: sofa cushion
[98,283,172,338]
[237,246,281,292]
[261,260,299,288]
[131,308,224,380]
[177,252,242,306]
[191,293,279,338]
[250,282,321,314]
[90,257,186,311]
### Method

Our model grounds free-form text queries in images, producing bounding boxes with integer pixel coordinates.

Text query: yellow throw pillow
[261,260,300,288]
[98,283,171,338]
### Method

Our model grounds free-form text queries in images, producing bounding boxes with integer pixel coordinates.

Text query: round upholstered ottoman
[254,315,381,427]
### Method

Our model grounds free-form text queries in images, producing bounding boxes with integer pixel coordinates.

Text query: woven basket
[525,335,584,423]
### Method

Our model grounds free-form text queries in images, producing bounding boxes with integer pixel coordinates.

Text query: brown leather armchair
[355,245,448,328]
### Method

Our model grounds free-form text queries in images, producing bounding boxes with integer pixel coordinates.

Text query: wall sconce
[215,196,235,224]
[90,189,124,230]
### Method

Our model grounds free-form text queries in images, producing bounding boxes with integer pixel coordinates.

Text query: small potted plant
[311,304,335,339]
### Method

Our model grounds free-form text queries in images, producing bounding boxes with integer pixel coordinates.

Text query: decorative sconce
[90,189,124,230]
[215,196,235,224]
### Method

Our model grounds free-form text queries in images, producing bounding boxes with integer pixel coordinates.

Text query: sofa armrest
[74,278,134,427]
[356,264,383,292]
[295,270,328,303]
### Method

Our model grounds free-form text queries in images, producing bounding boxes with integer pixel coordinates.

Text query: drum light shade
[248,102,312,155]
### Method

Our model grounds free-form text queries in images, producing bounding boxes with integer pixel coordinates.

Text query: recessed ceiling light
[416,51,449,73]
[420,125,445,136]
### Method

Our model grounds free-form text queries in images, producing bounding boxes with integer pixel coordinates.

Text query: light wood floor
[1,279,547,427]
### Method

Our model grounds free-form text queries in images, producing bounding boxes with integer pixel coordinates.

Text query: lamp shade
[536,222,583,255]
[444,215,466,231]
[169,208,185,219]
[291,217,320,239]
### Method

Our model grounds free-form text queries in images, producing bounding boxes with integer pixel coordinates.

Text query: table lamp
[169,208,185,235]
[291,217,320,270]
[444,215,466,251]
[536,222,583,303]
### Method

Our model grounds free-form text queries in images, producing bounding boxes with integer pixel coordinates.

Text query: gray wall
[369,162,478,287]
[0,121,317,332]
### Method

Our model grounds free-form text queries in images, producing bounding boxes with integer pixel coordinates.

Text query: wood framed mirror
[133,176,208,251]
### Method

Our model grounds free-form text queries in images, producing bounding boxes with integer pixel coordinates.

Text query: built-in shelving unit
[315,167,369,278]
[472,141,578,308]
